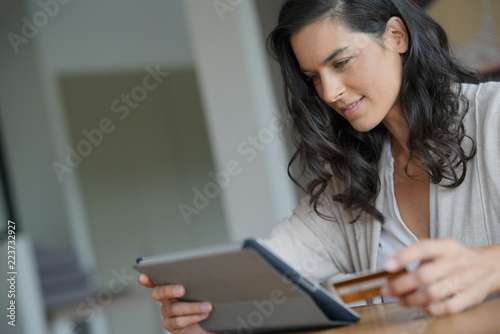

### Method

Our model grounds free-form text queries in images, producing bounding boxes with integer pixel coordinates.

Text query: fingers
[152,284,186,302]
[160,301,213,333]
[398,275,464,307]
[386,258,456,297]
[163,315,210,332]
[137,277,213,332]
[382,240,500,317]
[137,276,186,303]
[150,285,213,333]
[425,285,485,316]
[385,238,457,273]
[163,301,213,318]
[383,239,466,306]
[393,262,486,312]
[138,274,156,288]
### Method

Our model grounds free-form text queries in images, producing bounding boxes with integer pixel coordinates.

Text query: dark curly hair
[267,0,482,223]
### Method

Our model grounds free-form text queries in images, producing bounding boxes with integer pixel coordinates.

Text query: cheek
[364,55,402,104]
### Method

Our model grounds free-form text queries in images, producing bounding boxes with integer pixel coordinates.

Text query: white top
[376,142,439,303]
[376,141,437,272]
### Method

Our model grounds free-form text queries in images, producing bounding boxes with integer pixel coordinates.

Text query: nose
[321,72,345,103]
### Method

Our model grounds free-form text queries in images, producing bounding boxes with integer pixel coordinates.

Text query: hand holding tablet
[134,238,359,333]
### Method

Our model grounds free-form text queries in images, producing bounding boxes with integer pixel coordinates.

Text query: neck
[382,107,410,159]
[382,106,430,180]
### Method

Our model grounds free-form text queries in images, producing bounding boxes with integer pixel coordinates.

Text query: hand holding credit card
[324,269,407,303]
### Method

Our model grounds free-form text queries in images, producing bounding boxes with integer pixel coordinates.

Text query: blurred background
[0,0,498,333]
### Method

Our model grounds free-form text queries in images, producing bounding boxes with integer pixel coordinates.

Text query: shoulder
[267,193,369,273]
[460,81,500,113]
[459,81,500,170]
[461,81,500,95]
[459,82,500,130]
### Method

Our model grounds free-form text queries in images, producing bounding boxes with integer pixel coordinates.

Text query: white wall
[183,0,298,241]
[24,0,197,271]
[1,0,197,257]
[29,0,194,72]
[0,0,73,252]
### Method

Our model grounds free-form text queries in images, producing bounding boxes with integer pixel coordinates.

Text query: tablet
[133,238,359,333]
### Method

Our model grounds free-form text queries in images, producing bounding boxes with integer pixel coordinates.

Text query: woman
[139,0,500,332]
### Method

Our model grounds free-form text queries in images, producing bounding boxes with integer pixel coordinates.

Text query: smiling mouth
[341,97,364,117]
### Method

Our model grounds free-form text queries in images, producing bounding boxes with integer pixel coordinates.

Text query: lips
[341,97,364,118]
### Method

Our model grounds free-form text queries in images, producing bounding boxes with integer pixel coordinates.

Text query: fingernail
[200,303,212,313]
[385,258,399,272]
[173,285,184,297]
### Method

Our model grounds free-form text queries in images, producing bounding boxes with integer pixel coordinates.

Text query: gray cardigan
[265,82,500,283]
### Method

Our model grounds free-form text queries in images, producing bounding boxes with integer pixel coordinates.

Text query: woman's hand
[382,238,500,316]
[138,274,215,334]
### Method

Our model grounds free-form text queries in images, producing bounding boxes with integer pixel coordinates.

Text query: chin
[350,121,378,133]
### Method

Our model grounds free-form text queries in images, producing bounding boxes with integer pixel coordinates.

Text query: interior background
[0,0,498,333]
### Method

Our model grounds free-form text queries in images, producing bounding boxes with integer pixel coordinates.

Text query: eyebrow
[300,46,349,73]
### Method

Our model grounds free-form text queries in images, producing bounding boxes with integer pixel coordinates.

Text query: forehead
[291,19,349,45]
[290,20,373,67]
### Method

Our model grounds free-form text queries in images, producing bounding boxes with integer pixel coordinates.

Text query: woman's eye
[334,59,350,69]
[307,74,320,82]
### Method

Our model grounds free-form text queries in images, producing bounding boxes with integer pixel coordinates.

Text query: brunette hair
[267,0,481,222]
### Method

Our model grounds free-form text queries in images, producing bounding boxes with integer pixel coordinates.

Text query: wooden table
[296,296,500,334]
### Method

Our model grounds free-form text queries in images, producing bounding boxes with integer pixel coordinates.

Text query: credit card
[330,269,407,303]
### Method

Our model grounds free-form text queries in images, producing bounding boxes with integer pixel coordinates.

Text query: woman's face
[290,19,407,132]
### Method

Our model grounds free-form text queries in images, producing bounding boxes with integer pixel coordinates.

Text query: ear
[384,17,409,54]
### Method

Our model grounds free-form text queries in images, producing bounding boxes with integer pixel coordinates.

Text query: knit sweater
[265,82,500,283]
